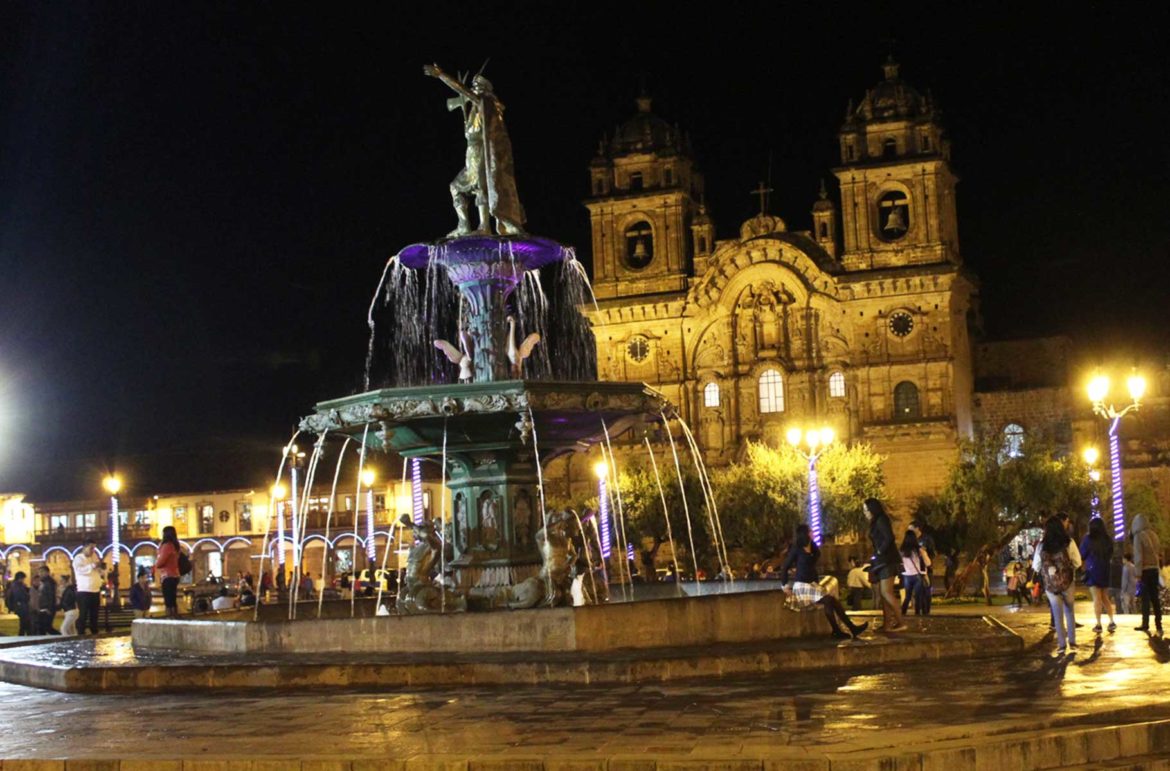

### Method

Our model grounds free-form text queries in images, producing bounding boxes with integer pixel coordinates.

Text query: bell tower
[834,57,960,272]
[586,95,705,300]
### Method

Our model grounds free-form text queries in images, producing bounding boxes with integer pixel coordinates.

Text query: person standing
[846,556,871,611]
[154,526,182,618]
[780,524,868,640]
[72,540,106,635]
[1079,517,1117,633]
[899,530,932,616]
[909,521,936,613]
[864,498,906,632]
[1120,552,1137,615]
[128,570,153,619]
[4,572,30,635]
[58,576,78,635]
[35,567,58,635]
[1034,515,1082,655]
[1131,513,1163,635]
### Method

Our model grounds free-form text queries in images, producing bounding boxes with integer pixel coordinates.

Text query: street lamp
[271,483,287,567]
[103,475,122,565]
[787,426,835,546]
[593,460,612,559]
[1082,446,1101,520]
[362,468,377,561]
[1087,370,1146,541]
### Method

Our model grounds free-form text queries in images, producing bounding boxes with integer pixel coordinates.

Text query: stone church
[579,58,980,519]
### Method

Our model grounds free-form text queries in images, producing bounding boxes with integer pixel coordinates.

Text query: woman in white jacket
[1033,514,1082,655]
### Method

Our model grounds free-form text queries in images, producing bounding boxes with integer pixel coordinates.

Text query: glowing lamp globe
[271,484,287,501]
[361,469,377,488]
[102,476,122,495]
[1127,374,1147,402]
[1087,375,1110,404]
[786,427,803,447]
[1082,446,1099,466]
[593,460,609,480]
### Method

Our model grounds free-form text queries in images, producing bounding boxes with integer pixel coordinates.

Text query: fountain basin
[132,588,822,655]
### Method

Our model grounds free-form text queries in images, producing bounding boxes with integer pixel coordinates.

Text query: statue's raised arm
[424,61,526,237]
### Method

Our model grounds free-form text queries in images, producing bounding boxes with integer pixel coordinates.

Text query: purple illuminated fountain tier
[399,235,571,383]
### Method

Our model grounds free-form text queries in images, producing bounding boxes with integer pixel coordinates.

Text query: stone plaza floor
[0,602,1167,769]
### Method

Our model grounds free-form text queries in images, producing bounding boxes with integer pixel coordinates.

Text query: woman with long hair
[1079,517,1117,633]
[900,529,932,616]
[780,524,868,639]
[155,525,182,618]
[1033,514,1082,655]
[864,498,907,632]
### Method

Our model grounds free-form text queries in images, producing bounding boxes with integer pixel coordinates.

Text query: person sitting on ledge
[211,587,237,612]
[780,524,869,640]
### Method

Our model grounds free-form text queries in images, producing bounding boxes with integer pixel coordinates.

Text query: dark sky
[1,3,1169,500]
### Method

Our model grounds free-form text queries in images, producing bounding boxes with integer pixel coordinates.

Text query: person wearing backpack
[1131,513,1163,635]
[899,529,932,616]
[1032,514,1082,655]
[154,525,183,618]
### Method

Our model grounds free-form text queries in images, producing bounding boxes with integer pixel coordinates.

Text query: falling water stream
[350,424,371,618]
[254,429,302,622]
[643,437,683,596]
[316,436,353,619]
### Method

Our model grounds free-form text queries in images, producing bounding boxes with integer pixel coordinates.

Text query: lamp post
[103,475,122,566]
[271,483,287,567]
[284,444,306,571]
[593,460,612,559]
[362,469,377,561]
[787,426,835,546]
[1087,371,1145,541]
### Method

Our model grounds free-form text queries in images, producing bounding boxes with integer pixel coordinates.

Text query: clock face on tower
[889,311,914,338]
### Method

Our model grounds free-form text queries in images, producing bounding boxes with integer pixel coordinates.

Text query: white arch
[131,541,159,555]
[189,538,224,553]
[0,544,33,558]
[98,544,133,560]
[221,536,252,550]
[301,534,329,548]
[42,545,77,562]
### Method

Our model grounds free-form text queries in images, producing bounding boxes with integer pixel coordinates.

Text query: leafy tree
[937,432,1094,598]
[608,460,714,574]
[710,441,886,556]
[1123,482,1168,550]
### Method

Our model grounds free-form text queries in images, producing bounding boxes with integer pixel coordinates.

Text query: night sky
[1,4,1168,500]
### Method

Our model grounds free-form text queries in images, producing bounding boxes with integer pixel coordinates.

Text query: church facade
[581,59,980,521]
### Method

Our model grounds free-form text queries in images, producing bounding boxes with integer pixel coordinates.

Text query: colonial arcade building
[578,58,977,518]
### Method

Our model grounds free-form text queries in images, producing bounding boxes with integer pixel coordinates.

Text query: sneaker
[1055,647,1066,656]
[1092,624,1103,633]
[1069,642,1078,650]
[1108,622,1117,633]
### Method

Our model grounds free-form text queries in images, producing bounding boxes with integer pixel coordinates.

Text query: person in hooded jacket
[1132,513,1163,635]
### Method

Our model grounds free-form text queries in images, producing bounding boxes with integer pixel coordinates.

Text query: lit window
[1002,423,1025,459]
[629,171,643,190]
[704,382,720,407]
[893,381,920,420]
[758,369,785,414]
[829,371,846,398]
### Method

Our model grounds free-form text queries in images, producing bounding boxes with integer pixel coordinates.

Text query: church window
[819,222,828,238]
[846,143,855,161]
[594,178,604,195]
[703,382,720,408]
[629,171,643,190]
[758,369,785,414]
[921,133,931,152]
[829,371,846,398]
[882,138,897,159]
[626,336,650,363]
[1001,423,1026,460]
[663,168,673,186]
[624,221,654,269]
[877,190,911,241]
[893,382,920,421]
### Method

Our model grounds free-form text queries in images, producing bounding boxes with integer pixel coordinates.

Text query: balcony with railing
[35,523,155,545]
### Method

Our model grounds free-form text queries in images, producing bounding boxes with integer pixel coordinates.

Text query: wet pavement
[0,602,1165,764]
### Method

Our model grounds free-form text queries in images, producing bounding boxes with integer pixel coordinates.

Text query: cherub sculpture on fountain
[396,514,468,614]
[506,509,579,609]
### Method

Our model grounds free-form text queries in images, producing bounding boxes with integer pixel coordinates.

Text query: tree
[1124,482,1168,549]
[937,432,1094,598]
[610,460,713,575]
[710,441,886,556]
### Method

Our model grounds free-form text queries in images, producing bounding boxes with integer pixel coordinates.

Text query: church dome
[848,57,933,123]
[609,96,684,156]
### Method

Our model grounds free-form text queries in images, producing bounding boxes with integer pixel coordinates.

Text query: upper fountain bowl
[398,235,569,278]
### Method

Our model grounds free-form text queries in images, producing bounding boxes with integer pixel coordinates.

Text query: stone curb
[0,625,1022,693]
[1,713,1169,769]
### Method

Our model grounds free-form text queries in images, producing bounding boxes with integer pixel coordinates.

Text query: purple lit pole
[807,456,824,547]
[598,474,612,559]
[365,489,376,560]
[1088,373,1144,542]
[276,500,286,566]
[1108,417,1125,541]
[411,458,424,525]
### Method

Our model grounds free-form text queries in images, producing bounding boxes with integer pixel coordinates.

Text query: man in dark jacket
[5,572,30,635]
[36,567,58,635]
